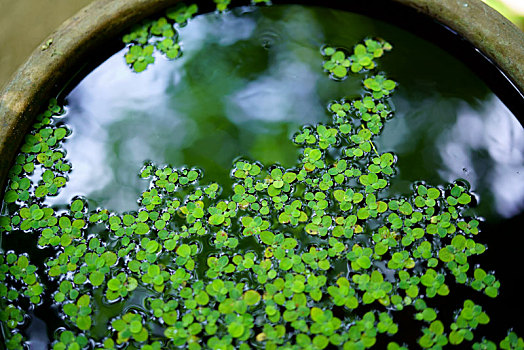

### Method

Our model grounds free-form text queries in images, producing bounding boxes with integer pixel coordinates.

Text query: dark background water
[29,3,524,343]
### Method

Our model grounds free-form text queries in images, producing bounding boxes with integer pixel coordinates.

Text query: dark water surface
[15,3,524,345]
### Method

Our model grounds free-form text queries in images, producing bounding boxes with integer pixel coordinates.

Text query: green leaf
[311,307,324,322]
[59,216,71,229]
[438,248,454,262]
[71,200,84,212]
[55,128,67,139]
[357,256,371,269]
[77,315,92,330]
[332,65,347,78]
[244,290,261,306]
[89,271,105,286]
[209,214,225,225]
[177,244,191,258]
[107,278,121,291]
[4,190,18,203]
[228,322,245,338]
[195,291,209,305]
[260,231,275,245]
[135,222,150,234]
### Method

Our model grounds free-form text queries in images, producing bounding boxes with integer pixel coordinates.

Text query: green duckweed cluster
[1,2,524,350]
[121,0,270,72]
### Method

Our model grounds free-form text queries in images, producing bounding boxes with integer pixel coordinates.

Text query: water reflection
[228,61,321,123]
[46,5,524,223]
[379,92,524,220]
[26,313,48,349]
[49,53,177,211]
[49,8,335,212]
[438,96,524,218]
[225,3,324,124]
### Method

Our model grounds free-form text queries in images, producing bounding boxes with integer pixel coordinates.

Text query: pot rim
[1,0,524,201]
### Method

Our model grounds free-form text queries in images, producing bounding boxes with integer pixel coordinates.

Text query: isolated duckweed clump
[1,3,524,350]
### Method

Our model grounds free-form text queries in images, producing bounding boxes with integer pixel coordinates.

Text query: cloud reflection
[227,60,322,124]
[226,7,325,126]
[46,51,176,211]
[439,96,524,218]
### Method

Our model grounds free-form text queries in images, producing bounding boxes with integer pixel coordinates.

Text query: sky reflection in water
[47,5,524,221]
[438,97,524,218]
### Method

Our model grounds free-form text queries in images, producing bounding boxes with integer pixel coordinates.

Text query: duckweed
[1,2,523,349]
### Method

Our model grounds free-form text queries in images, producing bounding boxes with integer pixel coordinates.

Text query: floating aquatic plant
[1,2,523,349]
[123,3,198,72]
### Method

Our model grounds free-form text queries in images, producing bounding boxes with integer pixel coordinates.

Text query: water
[51,6,524,221]
[2,4,524,348]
